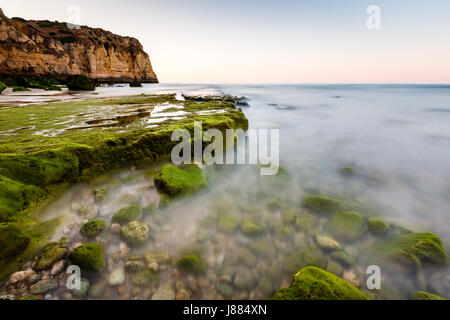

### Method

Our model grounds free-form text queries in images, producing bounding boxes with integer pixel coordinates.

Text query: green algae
[301,196,341,215]
[112,205,143,225]
[327,211,366,242]
[68,243,105,272]
[174,254,205,274]
[34,237,68,271]
[80,219,107,237]
[411,291,445,300]
[369,232,448,271]
[273,266,370,300]
[367,217,390,236]
[154,164,208,197]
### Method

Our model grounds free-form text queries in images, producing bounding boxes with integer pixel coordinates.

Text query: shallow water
[7,84,450,299]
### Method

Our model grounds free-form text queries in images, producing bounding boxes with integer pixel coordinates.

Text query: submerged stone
[330,251,356,267]
[132,269,159,286]
[411,291,445,300]
[294,213,315,233]
[30,279,58,295]
[152,282,175,300]
[154,165,208,197]
[327,212,365,242]
[315,235,341,251]
[92,188,107,202]
[175,254,205,274]
[80,219,107,237]
[34,239,68,271]
[367,217,390,236]
[70,278,90,299]
[124,256,147,273]
[301,196,341,215]
[112,205,143,225]
[369,232,448,271]
[273,267,369,300]
[217,215,239,234]
[282,247,327,275]
[241,219,262,237]
[108,267,126,286]
[68,243,105,272]
[120,221,149,246]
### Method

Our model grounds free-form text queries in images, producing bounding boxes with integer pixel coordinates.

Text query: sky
[1,0,450,83]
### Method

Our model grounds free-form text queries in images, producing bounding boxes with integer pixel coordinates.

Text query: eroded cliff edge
[0,8,158,83]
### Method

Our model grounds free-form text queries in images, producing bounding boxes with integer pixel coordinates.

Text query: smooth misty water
[11,84,450,300]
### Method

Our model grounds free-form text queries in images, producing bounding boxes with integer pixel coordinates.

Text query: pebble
[30,279,59,295]
[108,267,126,286]
[176,289,190,300]
[343,270,360,287]
[152,282,175,300]
[50,260,65,276]
[111,223,121,234]
[9,270,35,284]
[149,262,159,272]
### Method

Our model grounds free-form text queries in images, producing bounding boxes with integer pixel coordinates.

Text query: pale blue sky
[1,0,450,83]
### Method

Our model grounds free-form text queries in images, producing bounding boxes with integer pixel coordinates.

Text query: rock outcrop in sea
[0,8,158,83]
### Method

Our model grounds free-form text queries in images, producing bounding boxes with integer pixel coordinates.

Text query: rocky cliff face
[0,8,158,83]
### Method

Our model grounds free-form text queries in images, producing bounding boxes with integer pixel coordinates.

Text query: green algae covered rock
[66,75,95,91]
[154,165,208,197]
[174,254,205,274]
[80,219,107,237]
[368,217,390,236]
[0,223,31,266]
[241,219,262,237]
[282,247,327,275]
[330,251,356,267]
[273,267,369,300]
[92,188,107,202]
[217,214,239,234]
[34,237,69,271]
[112,205,143,225]
[120,221,149,246]
[68,244,105,272]
[17,294,43,300]
[411,291,445,300]
[301,196,341,215]
[369,233,448,271]
[327,212,365,242]
[294,213,315,233]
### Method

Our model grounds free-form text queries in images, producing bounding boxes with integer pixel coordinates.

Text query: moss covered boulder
[120,221,149,246]
[369,233,448,271]
[301,196,341,215]
[411,291,445,300]
[34,237,69,271]
[0,223,31,267]
[66,75,95,91]
[112,205,143,225]
[367,217,390,236]
[273,267,369,300]
[327,212,365,242]
[68,244,105,272]
[174,254,205,274]
[80,219,107,237]
[154,165,208,197]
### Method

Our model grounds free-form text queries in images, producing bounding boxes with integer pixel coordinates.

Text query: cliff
[0,8,158,83]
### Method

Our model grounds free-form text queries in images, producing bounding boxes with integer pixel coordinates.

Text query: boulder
[301,196,341,215]
[30,279,58,295]
[367,217,390,236]
[34,238,68,271]
[152,282,175,300]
